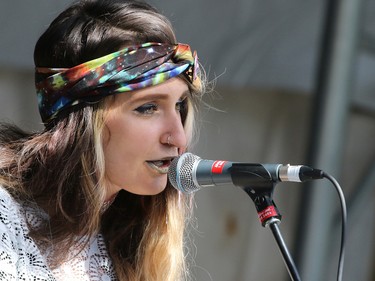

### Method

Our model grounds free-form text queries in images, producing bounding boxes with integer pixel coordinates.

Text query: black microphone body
[168,153,323,194]
[194,160,280,186]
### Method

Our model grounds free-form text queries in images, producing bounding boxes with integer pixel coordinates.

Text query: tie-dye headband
[35,42,199,123]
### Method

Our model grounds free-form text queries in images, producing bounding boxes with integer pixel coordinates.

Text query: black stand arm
[267,218,301,281]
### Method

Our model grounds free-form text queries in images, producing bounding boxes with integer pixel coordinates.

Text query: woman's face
[103,78,189,198]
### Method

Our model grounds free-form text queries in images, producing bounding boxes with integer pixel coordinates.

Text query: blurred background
[0,0,374,280]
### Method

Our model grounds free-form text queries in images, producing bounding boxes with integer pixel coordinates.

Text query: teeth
[147,160,169,174]
[153,161,164,167]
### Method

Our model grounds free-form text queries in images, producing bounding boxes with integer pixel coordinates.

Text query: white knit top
[0,186,116,281]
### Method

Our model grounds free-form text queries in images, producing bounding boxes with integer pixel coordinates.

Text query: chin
[135,187,166,196]
[126,178,168,196]
[147,181,168,195]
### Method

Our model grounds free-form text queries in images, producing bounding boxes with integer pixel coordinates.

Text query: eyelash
[134,98,188,115]
[135,103,158,115]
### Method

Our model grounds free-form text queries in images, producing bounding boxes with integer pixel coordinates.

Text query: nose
[162,113,187,150]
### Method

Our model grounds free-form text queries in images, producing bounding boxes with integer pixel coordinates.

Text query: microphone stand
[243,184,301,281]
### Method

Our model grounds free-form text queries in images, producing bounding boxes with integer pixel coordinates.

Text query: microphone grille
[168,153,201,194]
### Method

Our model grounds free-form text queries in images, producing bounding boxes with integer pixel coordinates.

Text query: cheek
[104,120,130,155]
[102,125,110,147]
[103,116,152,161]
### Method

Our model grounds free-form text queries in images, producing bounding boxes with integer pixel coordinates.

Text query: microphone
[168,153,324,194]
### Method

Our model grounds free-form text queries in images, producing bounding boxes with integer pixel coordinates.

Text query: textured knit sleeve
[0,187,56,281]
[0,189,22,280]
[0,187,116,281]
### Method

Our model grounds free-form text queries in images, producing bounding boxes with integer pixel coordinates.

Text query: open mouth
[146,159,173,174]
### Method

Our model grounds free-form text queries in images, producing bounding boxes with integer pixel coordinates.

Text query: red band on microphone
[211,160,227,174]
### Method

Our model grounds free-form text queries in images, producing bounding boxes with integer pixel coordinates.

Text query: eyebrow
[129,90,190,104]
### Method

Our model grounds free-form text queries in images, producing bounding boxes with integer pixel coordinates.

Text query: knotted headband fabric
[35,42,199,123]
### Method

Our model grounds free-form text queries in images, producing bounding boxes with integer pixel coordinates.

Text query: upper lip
[147,156,177,162]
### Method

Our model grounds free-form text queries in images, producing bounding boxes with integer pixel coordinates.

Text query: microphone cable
[322,172,347,281]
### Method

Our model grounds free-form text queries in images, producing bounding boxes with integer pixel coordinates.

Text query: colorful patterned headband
[35,42,199,123]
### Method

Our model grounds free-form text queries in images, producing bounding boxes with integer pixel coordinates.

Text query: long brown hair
[0,0,204,280]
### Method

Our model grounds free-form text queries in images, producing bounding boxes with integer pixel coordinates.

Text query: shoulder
[0,186,56,280]
[0,186,26,279]
[0,186,23,229]
[0,185,26,249]
[0,185,16,203]
[0,185,46,240]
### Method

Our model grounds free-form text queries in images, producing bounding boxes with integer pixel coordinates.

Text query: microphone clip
[244,184,282,227]
[230,163,282,226]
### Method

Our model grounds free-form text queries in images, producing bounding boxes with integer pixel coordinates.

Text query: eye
[134,103,158,115]
[176,97,187,112]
